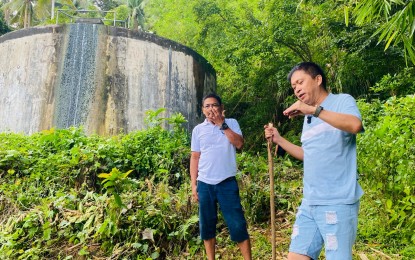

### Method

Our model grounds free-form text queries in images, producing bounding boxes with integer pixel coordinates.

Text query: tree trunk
[51,0,55,19]
[4,8,10,25]
[24,2,29,28]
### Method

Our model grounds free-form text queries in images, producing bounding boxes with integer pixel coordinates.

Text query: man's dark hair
[202,93,222,105]
[287,62,327,90]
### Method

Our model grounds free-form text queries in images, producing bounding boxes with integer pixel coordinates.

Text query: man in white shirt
[190,93,251,260]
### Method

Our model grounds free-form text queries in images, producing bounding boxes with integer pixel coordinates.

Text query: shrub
[358,95,415,248]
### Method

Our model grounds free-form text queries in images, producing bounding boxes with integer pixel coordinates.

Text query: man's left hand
[208,108,226,126]
[283,100,315,119]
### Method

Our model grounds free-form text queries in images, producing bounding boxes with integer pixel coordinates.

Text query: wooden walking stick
[267,123,276,260]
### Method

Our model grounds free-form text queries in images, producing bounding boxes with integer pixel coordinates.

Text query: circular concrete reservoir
[0,23,216,135]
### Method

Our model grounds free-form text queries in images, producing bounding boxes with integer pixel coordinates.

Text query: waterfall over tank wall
[0,24,216,135]
[55,23,100,129]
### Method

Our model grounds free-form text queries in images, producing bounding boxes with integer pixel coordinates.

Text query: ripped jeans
[289,201,360,260]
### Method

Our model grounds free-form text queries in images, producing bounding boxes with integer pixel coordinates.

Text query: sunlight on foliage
[98,168,133,208]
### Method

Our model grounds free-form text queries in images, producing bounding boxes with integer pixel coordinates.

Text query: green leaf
[42,222,52,240]
[151,251,160,259]
[122,169,134,178]
[386,199,393,209]
[97,219,109,235]
[103,180,115,189]
[98,173,111,179]
[113,193,125,208]
[344,6,349,27]
[78,246,89,256]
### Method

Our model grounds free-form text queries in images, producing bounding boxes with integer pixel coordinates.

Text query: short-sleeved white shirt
[191,118,242,185]
[301,93,364,205]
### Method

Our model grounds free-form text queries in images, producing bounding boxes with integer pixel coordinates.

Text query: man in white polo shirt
[190,93,251,260]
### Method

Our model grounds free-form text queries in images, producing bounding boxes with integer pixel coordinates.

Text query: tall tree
[125,0,146,30]
[1,0,72,28]
[1,0,34,28]
[94,0,117,11]
[144,0,407,151]
[0,8,11,35]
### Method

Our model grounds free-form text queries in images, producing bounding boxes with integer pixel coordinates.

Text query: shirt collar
[202,119,215,126]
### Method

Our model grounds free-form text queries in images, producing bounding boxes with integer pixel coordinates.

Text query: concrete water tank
[0,23,216,135]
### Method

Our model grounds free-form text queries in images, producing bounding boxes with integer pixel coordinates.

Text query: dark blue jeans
[197,177,249,242]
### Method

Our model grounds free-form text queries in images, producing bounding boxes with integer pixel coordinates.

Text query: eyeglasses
[203,103,220,109]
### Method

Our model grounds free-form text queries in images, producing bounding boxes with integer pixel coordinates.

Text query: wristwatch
[220,122,229,130]
[313,106,324,117]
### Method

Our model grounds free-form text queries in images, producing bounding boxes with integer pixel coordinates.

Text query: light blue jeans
[289,201,360,260]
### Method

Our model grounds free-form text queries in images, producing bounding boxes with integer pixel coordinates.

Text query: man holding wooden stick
[264,62,364,260]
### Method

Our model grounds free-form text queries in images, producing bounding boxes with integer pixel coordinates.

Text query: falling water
[54,23,99,128]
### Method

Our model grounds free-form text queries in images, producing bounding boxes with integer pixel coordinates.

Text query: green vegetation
[144,0,410,151]
[0,113,195,259]
[357,96,415,253]
[0,9,10,35]
[1,0,415,258]
[1,102,414,259]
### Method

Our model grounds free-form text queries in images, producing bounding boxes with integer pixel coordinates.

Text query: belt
[220,176,236,183]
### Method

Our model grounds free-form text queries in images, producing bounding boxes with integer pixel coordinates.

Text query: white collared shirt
[191,118,242,185]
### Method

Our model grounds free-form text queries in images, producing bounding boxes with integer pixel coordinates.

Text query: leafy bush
[238,151,302,224]
[0,111,199,259]
[370,68,415,99]
[104,5,130,27]
[358,95,415,248]
[0,107,305,259]
[3,100,413,258]
[0,9,11,35]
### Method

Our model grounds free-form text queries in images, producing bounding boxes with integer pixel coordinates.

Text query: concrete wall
[0,24,216,135]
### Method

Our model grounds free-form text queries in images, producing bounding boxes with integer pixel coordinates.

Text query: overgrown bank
[1,96,414,259]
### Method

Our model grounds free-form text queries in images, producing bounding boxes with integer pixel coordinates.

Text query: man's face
[202,97,222,119]
[290,70,322,105]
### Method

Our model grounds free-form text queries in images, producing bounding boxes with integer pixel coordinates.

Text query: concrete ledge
[0,25,64,44]
[75,18,104,24]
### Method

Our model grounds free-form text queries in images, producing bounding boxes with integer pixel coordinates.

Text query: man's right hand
[191,184,198,202]
[264,124,281,144]
[190,151,200,203]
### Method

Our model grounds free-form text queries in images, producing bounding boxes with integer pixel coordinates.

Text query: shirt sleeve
[227,118,243,136]
[190,127,200,152]
[341,94,362,120]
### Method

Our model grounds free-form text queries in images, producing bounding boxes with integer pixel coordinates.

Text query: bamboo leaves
[353,0,415,64]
